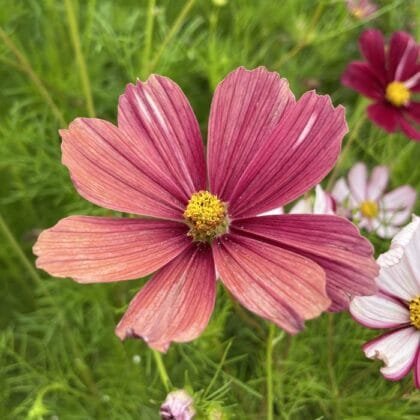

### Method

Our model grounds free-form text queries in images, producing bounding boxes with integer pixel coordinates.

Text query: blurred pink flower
[289,185,336,215]
[34,67,378,351]
[342,29,420,141]
[332,162,416,238]
[160,390,195,420]
[350,215,420,388]
[346,0,377,20]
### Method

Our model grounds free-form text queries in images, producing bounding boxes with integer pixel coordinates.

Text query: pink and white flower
[346,0,377,20]
[160,389,195,420]
[350,215,420,388]
[34,67,378,351]
[332,162,416,238]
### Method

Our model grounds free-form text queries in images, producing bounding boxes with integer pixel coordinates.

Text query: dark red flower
[342,29,420,141]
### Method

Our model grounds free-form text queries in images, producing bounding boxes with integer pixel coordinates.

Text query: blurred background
[1,0,419,418]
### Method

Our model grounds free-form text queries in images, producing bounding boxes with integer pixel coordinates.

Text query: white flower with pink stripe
[350,215,420,388]
[332,162,416,238]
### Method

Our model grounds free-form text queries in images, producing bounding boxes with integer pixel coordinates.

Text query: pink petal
[207,67,294,200]
[399,115,420,141]
[226,91,347,218]
[331,177,350,204]
[118,75,206,198]
[359,29,387,84]
[366,102,399,133]
[212,233,330,334]
[382,186,416,212]
[350,292,409,329]
[341,62,385,100]
[388,31,419,82]
[61,118,187,220]
[406,102,420,123]
[231,215,378,311]
[363,327,420,381]
[115,245,216,352]
[415,348,420,389]
[367,165,389,201]
[348,162,368,203]
[34,216,190,283]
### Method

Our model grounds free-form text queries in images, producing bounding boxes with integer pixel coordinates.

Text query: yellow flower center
[409,296,420,329]
[360,200,379,218]
[184,191,228,242]
[352,7,364,19]
[385,81,411,107]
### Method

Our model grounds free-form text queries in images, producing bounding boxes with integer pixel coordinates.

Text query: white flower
[332,162,416,238]
[160,389,195,420]
[350,215,420,387]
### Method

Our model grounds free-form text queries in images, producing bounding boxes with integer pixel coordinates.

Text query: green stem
[327,313,340,419]
[140,0,156,79]
[153,350,170,392]
[326,99,367,191]
[266,323,275,420]
[149,0,195,72]
[64,0,96,117]
[0,26,66,126]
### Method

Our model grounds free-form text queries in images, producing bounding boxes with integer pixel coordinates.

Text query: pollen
[184,191,228,242]
[409,296,420,329]
[360,200,379,218]
[385,81,410,107]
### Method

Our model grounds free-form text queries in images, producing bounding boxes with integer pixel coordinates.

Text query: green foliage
[0,0,419,418]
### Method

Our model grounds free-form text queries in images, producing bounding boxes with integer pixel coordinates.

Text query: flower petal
[399,115,420,141]
[414,348,420,389]
[376,215,420,300]
[232,215,378,311]
[34,216,190,283]
[348,162,368,203]
[331,177,350,204]
[226,91,347,217]
[388,31,419,82]
[382,186,416,212]
[341,62,385,100]
[350,293,410,329]
[363,327,420,381]
[406,102,420,123]
[115,245,216,352]
[366,102,399,133]
[118,75,206,198]
[207,67,294,200]
[61,118,187,220]
[359,29,387,84]
[367,165,389,201]
[212,233,330,334]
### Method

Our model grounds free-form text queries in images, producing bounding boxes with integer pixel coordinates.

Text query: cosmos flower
[331,162,416,238]
[346,0,377,20]
[350,215,420,388]
[342,29,420,141]
[160,389,195,420]
[34,67,378,351]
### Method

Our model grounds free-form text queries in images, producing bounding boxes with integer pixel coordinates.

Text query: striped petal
[231,215,378,311]
[363,327,420,381]
[212,233,330,334]
[350,293,410,329]
[116,245,216,352]
[61,118,187,220]
[207,67,294,201]
[226,91,347,217]
[118,75,206,199]
[34,216,190,283]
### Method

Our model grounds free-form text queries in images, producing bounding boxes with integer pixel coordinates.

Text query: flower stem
[0,26,66,126]
[266,323,275,420]
[64,0,96,117]
[153,350,170,392]
[140,0,156,79]
[149,0,195,72]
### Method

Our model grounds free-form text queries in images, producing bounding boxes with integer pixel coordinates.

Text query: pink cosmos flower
[331,162,416,238]
[350,215,420,388]
[33,67,379,351]
[341,29,420,141]
[346,0,377,20]
[160,390,195,420]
